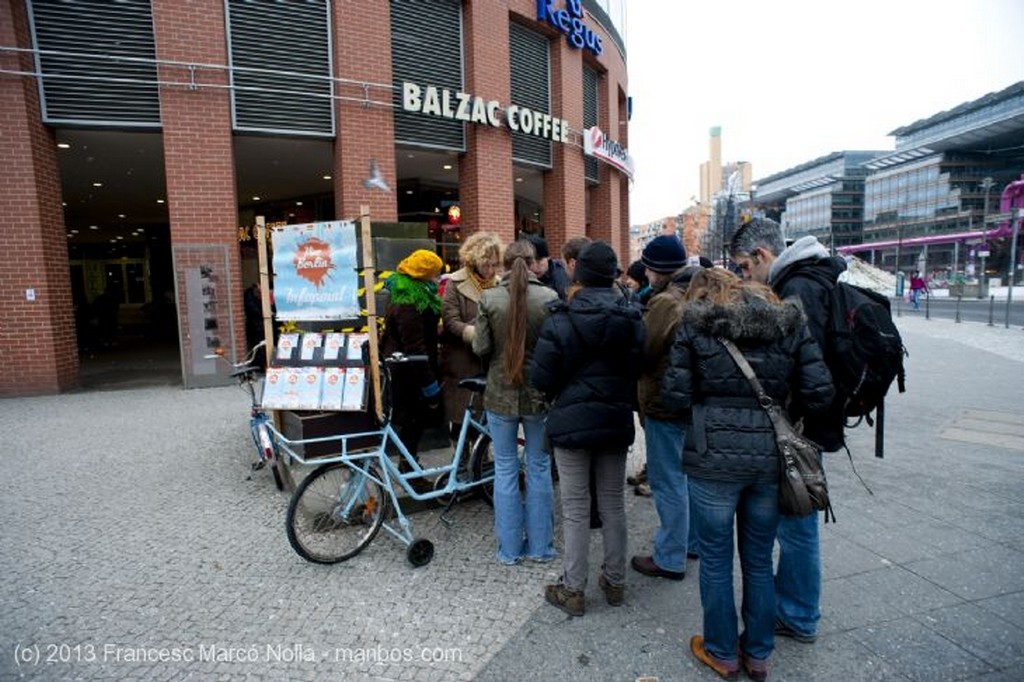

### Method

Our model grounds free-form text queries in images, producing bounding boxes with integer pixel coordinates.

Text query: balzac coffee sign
[402,81,570,143]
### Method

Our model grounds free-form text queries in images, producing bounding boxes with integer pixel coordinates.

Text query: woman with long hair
[473,239,558,565]
[662,268,834,681]
[441,232,502,434]
[531,241,644,616]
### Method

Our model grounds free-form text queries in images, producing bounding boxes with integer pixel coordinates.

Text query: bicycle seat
[457,376,487,393]
[229,364,261,379]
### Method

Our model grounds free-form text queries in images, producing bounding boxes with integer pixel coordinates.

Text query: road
[894,296,1024,327]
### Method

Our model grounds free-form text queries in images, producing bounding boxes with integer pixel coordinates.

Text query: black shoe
[630,555,685,581]
[774,618,816,644]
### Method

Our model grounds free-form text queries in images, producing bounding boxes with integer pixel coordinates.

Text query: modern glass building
[753,151,885,252]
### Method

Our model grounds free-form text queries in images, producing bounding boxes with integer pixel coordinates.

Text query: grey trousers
[553,446,628,591]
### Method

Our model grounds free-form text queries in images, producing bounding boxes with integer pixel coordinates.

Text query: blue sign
[537,0,603,57]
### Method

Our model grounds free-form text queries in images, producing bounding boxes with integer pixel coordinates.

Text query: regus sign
[537,0,603,57]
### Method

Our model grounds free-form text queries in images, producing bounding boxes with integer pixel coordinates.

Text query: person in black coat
[662,268,833,680]
[380,249,444,491]
[729,218,846,645]
[531,241,644,617]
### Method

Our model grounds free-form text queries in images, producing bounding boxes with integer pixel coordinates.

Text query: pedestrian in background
[909,270,928,311]
[441,232,502,437]
[663,268,834,681]
[532,241,644,616]
[729,218,846,645]
[474,239,558,565]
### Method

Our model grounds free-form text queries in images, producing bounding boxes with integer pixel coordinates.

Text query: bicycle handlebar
[384,353,429,364]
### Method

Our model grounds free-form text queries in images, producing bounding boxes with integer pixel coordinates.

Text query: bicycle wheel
[469,433,526,507]
[255,423,285,492]
[468,433,496,506]
[286,462,389,564]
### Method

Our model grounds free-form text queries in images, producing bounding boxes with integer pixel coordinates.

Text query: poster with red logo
[272,221,360,321]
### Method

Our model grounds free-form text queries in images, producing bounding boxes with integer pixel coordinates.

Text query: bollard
[955,295,962,323]
[925,291,930,320]
[895,295,902,317]
[988,295,995,327]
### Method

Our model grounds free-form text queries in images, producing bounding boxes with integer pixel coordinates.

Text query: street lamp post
[980,177,995,296]
[1006,210,1021,329]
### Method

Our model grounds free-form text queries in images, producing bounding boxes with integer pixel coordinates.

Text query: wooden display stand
[255,207,431,490]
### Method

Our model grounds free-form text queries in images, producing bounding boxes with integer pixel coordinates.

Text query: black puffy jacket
[662,292,835,484]
[771,254,848,451]
[531,287,644,450]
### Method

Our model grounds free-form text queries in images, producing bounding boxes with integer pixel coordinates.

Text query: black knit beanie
[641,235,687,273]
[576,241,618,287]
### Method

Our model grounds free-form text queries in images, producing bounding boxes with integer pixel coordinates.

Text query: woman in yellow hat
[381,248,444,490]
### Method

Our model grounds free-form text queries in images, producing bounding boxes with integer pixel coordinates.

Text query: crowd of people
[380,219,842,681]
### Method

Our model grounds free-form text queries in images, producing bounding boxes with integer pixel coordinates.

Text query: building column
[461,2,514,243]
[543,39,585,253]
[332,2,397,222]
[0,1,78,395]
[582,74,631,266]
[152,0,244,367]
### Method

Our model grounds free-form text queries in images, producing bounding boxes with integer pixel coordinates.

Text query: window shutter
[583,64,599,183]
[227,0,334,136]
[391,0,464,151]
[509,23,551,169]
[28,0,160,126]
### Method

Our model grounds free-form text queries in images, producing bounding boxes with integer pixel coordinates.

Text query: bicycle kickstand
[439,492,461,527]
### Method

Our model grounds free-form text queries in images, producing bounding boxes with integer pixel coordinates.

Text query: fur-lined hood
[682,292,806,342]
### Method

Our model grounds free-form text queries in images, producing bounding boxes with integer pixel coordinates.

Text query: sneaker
[690,636,739,680]
[740,652,769,682]
[631,555,685,581]
[774,618,816,644]
[598,572,624,606]
[545,581,585,617]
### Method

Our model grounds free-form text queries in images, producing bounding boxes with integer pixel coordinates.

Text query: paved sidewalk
[1,315,1021,681]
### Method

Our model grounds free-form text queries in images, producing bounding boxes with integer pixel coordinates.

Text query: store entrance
[57,129,181,389]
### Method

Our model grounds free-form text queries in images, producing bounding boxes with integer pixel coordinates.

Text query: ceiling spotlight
[117,213,126,218]
[89,225,99,230]
[515,177,523,183]
[322,175,332,180]
[295,201,303,206]
[252,196,261,201]
[71,229,79,234]
[156,199,165,204]
[92,182,103,187]
[57,142,70,149]
[66,233,73,238]
[442,164,453,170]
[109,238,117,243]
[405,190,414,195]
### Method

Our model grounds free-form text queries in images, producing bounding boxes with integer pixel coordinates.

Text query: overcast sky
[624,0,1023,225]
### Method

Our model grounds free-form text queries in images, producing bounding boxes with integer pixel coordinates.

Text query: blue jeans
[690,477,780,663]
[775,455,823,637]
[644,418,692,572]
[486,411,555,564]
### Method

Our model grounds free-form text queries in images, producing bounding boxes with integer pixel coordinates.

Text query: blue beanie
[641,235,686,273]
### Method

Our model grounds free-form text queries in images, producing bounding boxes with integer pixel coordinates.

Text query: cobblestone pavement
[2,315,1022,681]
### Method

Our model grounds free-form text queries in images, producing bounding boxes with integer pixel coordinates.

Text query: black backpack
[826,282,907,425]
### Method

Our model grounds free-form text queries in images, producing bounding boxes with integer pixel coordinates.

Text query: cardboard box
[278,409,381,458]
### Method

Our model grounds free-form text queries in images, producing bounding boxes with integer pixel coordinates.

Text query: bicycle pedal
[251,461,266,471]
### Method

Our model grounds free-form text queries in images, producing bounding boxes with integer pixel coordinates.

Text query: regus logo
[537,0,604,57]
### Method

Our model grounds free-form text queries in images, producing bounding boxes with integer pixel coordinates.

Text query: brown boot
[690,636,739,680]
[544,580,585,617]
[598,571,624,606]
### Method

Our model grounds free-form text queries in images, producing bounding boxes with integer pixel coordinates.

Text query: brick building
[0,0,631,395]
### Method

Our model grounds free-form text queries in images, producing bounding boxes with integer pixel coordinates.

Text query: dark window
[227,0,333,136]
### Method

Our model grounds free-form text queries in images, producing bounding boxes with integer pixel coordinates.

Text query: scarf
[468,267,496,292]
[387,272,441,314]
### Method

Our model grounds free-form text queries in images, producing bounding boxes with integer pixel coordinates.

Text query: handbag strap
[717,337,774,410]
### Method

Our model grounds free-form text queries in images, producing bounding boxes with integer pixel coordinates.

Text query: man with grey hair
[729,217,844,645]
